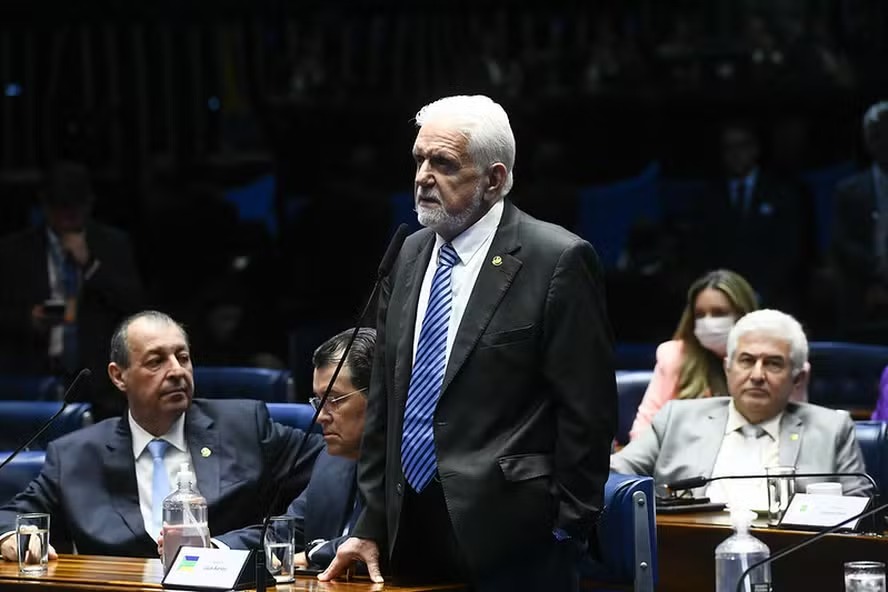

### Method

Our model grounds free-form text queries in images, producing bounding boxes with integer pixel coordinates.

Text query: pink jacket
[628,339,809,441]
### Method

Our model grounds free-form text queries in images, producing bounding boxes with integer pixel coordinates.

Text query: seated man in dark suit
[209,327,375,570]
[0,310,323,560]
[0,162,144,419]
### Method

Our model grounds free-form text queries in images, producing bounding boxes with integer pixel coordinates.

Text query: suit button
[396,482,403,495]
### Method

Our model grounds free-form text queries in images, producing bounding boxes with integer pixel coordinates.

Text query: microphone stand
[0,368,91,473]
[735,500,888,592]
[255,224,408,592]
[667,472,880,534]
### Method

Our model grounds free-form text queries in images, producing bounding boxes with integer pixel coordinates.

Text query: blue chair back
[576,162,661,268]
[807,342,888,410]
[194,367,294,403]
[266,403,322,434]
[0,402,92,450]
[854,421,888,496]
[616,371,653,446]
[614,343,658,371]
[0,451,45,504]
[0,375,64,401]
[580,473,657,591]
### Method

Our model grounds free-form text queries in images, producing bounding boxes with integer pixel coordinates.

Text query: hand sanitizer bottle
[715,509,772,592]
[162,463,211,572]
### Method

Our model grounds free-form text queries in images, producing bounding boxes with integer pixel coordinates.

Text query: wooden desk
[0,555,462,591]
[657,511,888,591]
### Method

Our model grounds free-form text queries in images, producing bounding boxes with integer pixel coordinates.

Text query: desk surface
[0,555,462,592]
[657,511,888,591]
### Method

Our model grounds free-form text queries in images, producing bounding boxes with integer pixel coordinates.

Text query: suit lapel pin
[200,447,212,457]
[491,255,503,267]
[790,433,799,441]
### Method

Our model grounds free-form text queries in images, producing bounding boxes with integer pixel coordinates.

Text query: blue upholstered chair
[615,371,654,446]
[0,451,45,504]
[0,375,64,401]
[854,421,888,496]
[193,367,294,403]
[0,402,92,450]
[265,403,322,434]
[614,343,658,371]
[580,473,657,591]
[807,342,888,412]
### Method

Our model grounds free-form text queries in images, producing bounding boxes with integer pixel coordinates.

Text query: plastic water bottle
[162,463,211,572]
[715,509,772,592]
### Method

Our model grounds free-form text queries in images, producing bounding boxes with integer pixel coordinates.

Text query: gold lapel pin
[790,433,799,441]
[491,255,503,267]
[200,447,212,457]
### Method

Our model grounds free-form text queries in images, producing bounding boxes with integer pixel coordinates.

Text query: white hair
[726,309,808,375]
[415,95,516,197]
[863,101,888,131]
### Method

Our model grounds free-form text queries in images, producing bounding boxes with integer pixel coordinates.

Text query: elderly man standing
[322,95,617,591]
[612,309,871,505]
[0,310,323,560]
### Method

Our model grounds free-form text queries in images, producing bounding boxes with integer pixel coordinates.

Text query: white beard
[416,182,485,236]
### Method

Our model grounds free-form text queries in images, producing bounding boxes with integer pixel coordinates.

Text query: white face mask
[694,315,735,355]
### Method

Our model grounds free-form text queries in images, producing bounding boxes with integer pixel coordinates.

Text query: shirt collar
[725,399,782,442]
[129,411,187,459]
[435,199,504,266]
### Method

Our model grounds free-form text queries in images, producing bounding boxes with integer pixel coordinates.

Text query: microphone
[665,471,881,533]
[735,499,888,592]
[254,224,409,592]
[0,368,91,474]
[666,471,879,499]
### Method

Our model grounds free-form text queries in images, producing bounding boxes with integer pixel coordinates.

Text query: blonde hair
[673,270,758,399]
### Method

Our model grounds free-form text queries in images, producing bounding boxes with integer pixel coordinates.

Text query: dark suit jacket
[0,222,143,415]
[684,172,808,310]
[218,448,358,568]
[831,170,883,287]
[0,399,323,557]
[354,201,617,571]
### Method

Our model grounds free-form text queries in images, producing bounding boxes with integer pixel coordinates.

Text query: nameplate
[162,547,276,590]
[779,493,869,531]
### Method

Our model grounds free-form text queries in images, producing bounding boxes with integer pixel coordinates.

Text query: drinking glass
[15,513,50,575]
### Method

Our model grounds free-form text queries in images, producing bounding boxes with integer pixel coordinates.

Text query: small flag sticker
[177,555,200,572]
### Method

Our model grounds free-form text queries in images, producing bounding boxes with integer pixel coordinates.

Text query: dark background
[0,0,886,398]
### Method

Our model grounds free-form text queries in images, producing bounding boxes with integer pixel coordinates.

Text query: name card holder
[779,493,870,531]
[162,546,276,590]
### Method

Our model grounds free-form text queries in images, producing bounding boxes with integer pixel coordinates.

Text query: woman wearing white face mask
[629,270,759,441]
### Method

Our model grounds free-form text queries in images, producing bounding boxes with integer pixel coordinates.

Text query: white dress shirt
[706,400,782,509]
[412,199,504,368]
[129,412,194,541]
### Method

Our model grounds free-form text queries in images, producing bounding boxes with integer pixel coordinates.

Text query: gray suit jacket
[611,398,871,497]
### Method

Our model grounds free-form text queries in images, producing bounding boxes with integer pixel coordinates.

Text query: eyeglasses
[309,388,366,413]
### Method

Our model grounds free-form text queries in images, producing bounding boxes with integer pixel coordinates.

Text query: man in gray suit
[612,309,871,504]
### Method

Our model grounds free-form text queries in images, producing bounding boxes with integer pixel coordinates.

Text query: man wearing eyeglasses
[611,309,871,505]
[215,327,375,570]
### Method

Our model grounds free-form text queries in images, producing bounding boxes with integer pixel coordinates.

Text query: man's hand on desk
[294,551,308,568]
[0,533,57,562]
[318,537,383,583]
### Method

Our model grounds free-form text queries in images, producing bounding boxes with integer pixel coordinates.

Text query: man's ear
[484,163,508,200]
[108,363,127,393]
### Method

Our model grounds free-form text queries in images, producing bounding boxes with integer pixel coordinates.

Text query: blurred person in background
[629,269,759,440]
[0,162,143,419]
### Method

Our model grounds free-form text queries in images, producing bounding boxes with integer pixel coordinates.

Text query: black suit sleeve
[215,483,308,551]
[80,227,143,315]
[543,240,617,537]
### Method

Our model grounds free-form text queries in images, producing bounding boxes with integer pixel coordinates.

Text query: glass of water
[264,515,295,583]
[15,513,50,575]
[845,561,886,592]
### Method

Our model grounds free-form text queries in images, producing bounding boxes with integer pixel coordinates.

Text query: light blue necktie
[147,439,171,535]
[401,243,458,492]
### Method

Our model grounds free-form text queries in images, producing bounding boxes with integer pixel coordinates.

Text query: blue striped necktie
[401,242,459,492]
